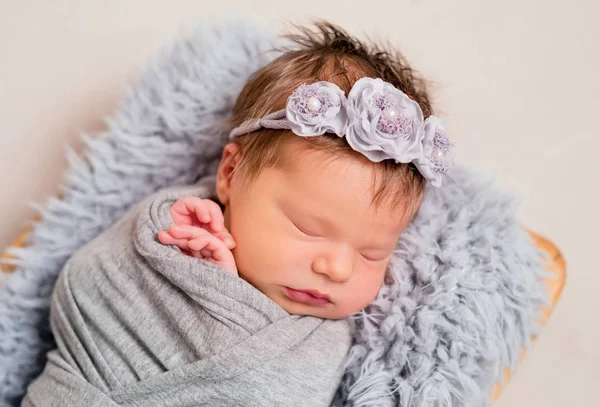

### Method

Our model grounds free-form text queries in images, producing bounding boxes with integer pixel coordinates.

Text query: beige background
[1,0,598,405]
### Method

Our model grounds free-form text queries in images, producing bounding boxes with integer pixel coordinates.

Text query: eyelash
[360,253,383,262]
[290,219,319,237]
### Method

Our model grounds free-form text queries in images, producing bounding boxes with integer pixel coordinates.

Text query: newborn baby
[157,135,411,320]
[22,21,452,407]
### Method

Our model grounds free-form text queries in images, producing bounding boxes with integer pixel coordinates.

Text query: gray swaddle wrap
[22,176,351,407]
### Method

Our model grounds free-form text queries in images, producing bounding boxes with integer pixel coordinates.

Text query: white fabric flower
[286,82,347,136]
[344,77,425,163]
[414,116,454,187]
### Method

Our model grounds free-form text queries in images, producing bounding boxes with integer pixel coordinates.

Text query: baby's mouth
[283,287,331,306]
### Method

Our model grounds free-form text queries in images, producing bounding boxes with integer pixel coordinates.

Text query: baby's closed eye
[359,253,388,262]
[289,218,322,238]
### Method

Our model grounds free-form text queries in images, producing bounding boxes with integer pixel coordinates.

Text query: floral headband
[229,77,453,187]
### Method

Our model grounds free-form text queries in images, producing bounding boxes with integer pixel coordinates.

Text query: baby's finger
[168,224,210,240]
[187,249,205,259]
[213,230,236,250]
[158,231,196,252]
[158,231,175,245]
[171,197,210,225]
[188,234,230,262]
[202,200,225,232]
[170,198,195,225]
[157,231,188,247]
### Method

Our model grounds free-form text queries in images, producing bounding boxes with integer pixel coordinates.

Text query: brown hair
[229,21,433,212]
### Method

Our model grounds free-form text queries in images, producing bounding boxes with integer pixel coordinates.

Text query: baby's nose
[312,248,353,283]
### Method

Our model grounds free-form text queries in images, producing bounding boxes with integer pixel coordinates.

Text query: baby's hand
[166,197,236,249]
[157,197,238,275]
[159,225,238,275]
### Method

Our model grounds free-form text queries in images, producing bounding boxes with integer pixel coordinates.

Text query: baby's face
[218,138,415,319]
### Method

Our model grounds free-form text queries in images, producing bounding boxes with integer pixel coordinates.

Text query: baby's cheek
[232,227,287,278]
[348,272,386,311]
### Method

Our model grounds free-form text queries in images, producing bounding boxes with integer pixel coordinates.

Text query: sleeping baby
[22,21,452,406]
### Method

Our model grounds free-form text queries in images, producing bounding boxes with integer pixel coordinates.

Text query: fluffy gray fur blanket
[0,19,548,407]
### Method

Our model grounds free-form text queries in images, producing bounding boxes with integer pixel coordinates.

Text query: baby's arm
[158,197,238,275]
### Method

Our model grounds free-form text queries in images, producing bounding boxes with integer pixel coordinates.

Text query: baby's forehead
[267,145,412,230]
[275,138,415,212]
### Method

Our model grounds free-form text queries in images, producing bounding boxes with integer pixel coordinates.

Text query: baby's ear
[216,142,243,205]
